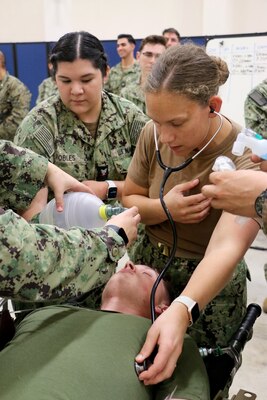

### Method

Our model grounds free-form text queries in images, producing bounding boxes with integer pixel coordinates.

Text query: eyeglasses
[141,51,161,59]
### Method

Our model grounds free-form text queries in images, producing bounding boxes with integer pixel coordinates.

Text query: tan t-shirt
[127,119,259,259]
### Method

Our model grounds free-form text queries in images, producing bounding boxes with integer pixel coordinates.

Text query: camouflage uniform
[104,61,141,96]
[120,79,146,113]
[14,91,148,183]
[0,141,126,302]
[244,79,267,138]
[0,73,31,141]
[36,77,58,105]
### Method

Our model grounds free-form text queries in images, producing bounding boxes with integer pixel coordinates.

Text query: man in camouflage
[0,140,140,301]
[121,35,167,113]
[244,78,267,138]
[0,51,31,141]
[104,34,141,96]
[244,79,267,311]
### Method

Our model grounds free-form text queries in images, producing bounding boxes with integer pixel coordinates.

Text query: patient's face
[102,262,169,317]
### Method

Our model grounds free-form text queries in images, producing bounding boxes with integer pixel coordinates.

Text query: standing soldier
[0,51,31,140]
[121,35,167,113]
[104,34,141,96]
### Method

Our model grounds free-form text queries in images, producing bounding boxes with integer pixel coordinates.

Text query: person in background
[0,51,31,141]
[0,140,140,301]
[202,155,267,313]
[104,33,141,96]
[244,78,267,138]
[122,44,259,391]
[162,28,181,47]
[0,263,210,400]
[121,35,167,113]
[14,31,148,203]
[36,62,58,104]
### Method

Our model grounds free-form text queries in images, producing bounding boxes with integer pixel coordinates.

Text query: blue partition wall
[16,43,48,108]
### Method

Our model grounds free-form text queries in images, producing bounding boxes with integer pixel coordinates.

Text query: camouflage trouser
[128,231,248,348]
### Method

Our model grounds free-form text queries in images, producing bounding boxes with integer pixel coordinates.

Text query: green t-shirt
[0,305,209,400]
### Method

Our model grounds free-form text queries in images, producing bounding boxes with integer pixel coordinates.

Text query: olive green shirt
[0,305,210,400]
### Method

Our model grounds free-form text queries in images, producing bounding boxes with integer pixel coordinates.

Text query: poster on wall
[206,35,267,126]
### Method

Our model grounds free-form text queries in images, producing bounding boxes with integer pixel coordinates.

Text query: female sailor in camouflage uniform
[14,31,148,202]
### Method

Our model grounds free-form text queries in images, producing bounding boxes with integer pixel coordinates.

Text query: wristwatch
[172,295,200,326]
[106,180,117,200]
[107,224,129,245]
[254,188,267,218]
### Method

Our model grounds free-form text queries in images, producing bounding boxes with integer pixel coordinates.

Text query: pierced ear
[155,304,169,316]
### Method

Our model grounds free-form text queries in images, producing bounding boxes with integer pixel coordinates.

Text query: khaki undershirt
[127,119,259,259]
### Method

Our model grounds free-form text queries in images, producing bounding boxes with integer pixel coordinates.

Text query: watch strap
[172,295,200,326]
[107,224,129,245]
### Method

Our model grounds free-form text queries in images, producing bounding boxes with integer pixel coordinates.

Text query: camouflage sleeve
[0,209,126,301]
[244,90,267,137]
[0,82,31,141]
[36,81,46,105]
[0,140,48,211]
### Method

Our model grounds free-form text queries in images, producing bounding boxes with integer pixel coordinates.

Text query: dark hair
[162,28,180,41]
[50,31,108,78]
[117,34,136,45]
[145,43,229,105]
[139,35,166,52]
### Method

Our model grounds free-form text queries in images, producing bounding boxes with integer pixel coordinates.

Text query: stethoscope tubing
[150,111,223,322]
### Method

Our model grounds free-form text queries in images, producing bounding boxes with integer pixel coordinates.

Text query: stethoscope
[149,109,223,322]
[134,109,223,376]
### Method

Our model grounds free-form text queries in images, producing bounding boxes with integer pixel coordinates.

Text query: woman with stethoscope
[122,43,260,390]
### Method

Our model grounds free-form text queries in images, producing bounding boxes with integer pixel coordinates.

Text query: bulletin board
[206,35,267,126]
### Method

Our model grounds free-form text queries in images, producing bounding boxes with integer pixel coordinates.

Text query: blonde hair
[145,43,229,105]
